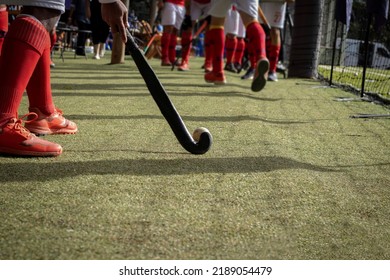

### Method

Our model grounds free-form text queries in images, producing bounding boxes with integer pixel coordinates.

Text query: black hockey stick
[126,29,212,154]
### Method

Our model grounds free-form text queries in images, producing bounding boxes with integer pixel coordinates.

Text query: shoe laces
[54,107,64,116]
[8,113,38,138]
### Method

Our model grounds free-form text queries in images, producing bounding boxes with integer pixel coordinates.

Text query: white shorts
[224,7,239,35]
[209,0,258,19]
[224,7,245,37]
[0,0,65,13]
[259,2,287,29]
[161,2,186,30]
[190,0,211,21]
[237,16,245,37]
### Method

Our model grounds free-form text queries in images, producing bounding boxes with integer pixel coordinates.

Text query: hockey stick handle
[126,29,212,154]
[144,33,159,53]
[258,6,271,32]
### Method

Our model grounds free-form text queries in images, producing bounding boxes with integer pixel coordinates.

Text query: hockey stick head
[191,127,213,155]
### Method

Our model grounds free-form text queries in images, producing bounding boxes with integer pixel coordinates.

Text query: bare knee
[21,6,61,32]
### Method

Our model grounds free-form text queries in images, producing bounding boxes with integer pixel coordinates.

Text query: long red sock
[0,10,8,55]
[161,31,171,61]
[169,33,177,64]
[180,30,192,63]
[204,29,213,67]
[268,44,281,73]
[225,36,237,64]
[26,40,55,115]
[209,28,224,73]
[234,37,245,65]
[246,21,266,68]
[50,30,57,51]
[0,16,49,126]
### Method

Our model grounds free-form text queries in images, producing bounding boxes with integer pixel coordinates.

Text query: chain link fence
[318,0,390,103]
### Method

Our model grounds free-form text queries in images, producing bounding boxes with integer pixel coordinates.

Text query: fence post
[361,13,372,97]
[330,20,339,86]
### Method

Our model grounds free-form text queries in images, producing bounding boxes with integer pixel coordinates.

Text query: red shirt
[165,0,185,6]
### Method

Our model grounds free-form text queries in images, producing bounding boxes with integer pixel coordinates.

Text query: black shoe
[224,62,237,73]
[251,58,269,92]
[241,68,255,80]
[234,62,242,73]
[75,47,86,56]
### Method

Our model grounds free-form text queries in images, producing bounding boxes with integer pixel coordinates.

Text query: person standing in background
[224,4,246,74]
[71,0,90,56]
[177,0,211,71]
[0,0,128,157]
[86,0,110,59]
[259,0,294,81]
[205,0,269,92]
[158,0,187,66]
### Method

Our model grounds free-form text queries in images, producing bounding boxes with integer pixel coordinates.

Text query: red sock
[225,36,237,64]
[204,29,213,67]
[161,31,171,61]
[265,34,271,57]
[209,28,224,73]
[169,33,177,64]
[0,16,49,125]
[0,10,8,55]
[180,30,192,63]
[234,37,245,65]
[268,44,281,73]
[246,22,266,68]
[50,30,57,52]
[26,42,55,116]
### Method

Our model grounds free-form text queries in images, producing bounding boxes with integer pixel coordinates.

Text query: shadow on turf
[0,156,339,182]
[51,82,281,102]
[65,114,310,125]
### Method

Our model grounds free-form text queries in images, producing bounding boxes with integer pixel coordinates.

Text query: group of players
[0,0,292,158]
[158,0,293,87]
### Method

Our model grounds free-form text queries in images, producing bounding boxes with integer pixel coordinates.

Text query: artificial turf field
[1,51,390,260]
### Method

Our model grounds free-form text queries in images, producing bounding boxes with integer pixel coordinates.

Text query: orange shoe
[0,114,62,157]
[178,61,190,71]
[203,61,212,73]
[161,59,172,66]
[25,107,78,136]
[204,71,226,85]
[251,58,269,92]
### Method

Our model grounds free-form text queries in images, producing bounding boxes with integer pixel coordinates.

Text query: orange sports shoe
[203,61,212,73]
[204,71,226,85]
[0,113,62,157]
[161,58,172,66]
[178,61,189,71]
[25,107,78,136]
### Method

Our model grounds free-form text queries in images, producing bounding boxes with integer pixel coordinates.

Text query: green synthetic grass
[1,51,390,260]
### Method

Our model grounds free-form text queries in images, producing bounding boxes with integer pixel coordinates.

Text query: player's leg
[178,16,193,71]
[160,3,176,66]
[224,7,239,73]
[237,0,269,92]
[234,17,246,72]
[261,2,286,82]
[0,12,63,156]
[204,0,231,85]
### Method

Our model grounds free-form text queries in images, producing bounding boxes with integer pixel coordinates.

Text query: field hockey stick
[126,29,213,155]
[258,6,271,33]
[144,33,159,54]
[171,19,208,71]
